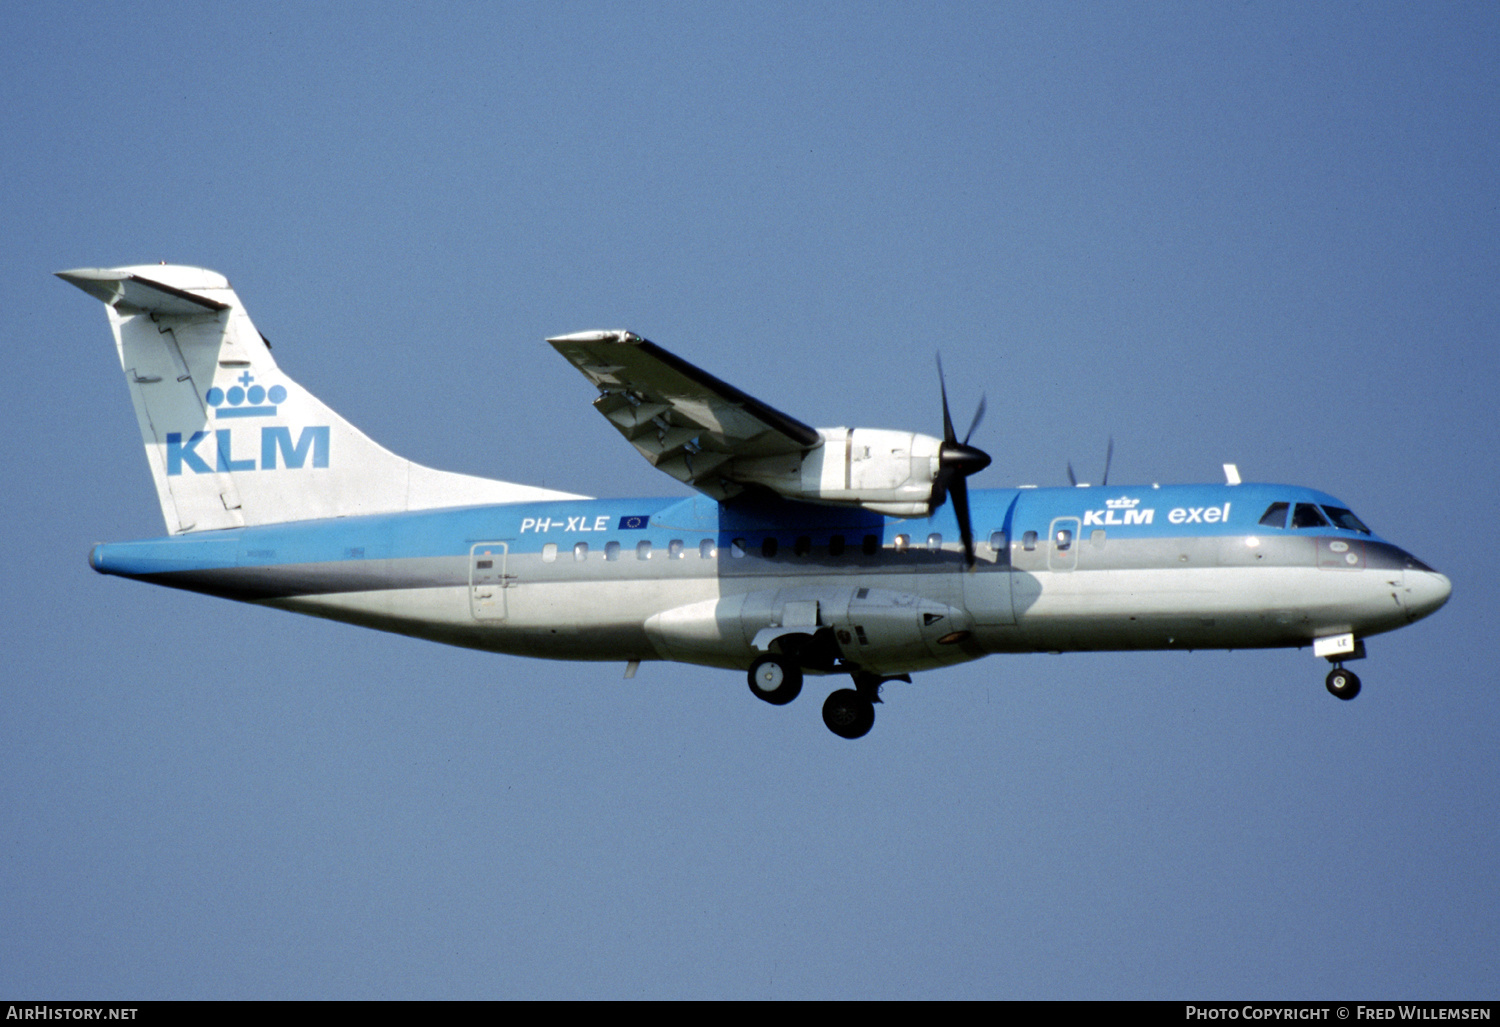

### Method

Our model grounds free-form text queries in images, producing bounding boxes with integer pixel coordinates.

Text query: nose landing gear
[1326,665,1361,700]
[1317,635,1366,701]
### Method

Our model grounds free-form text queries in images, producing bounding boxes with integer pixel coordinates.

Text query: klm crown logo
[165,372,331,476]
[206,371,287,419]
[1085,495,1155,527]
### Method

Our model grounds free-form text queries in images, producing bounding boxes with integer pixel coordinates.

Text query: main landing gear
[821,671,900,739]
[822,686,877,739]
[747,654,803,706]
[746,657,903,739]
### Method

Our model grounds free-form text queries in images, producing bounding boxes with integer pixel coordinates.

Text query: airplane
[60,264,1452,739]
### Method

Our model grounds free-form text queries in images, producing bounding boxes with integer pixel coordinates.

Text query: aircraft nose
[1404,569,1452,622]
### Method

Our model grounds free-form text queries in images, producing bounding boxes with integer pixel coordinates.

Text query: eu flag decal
[618,515,650,530]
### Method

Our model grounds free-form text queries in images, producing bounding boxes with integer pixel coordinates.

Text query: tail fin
[60,265,582,534]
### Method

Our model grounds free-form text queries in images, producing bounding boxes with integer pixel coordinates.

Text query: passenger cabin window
[761,537,778,558]
[1292,503,1330,529]
[574,541,589,561]
[637,540,652,560]
[988,531,1007,552]
[1022,531,1038,551]
[668,539,684,559]
[893,534,909,551]
[1054,527,1073,551]
[731,539,747,559]
[1258,502,1289,529]
[542,543,558,563]
[829,535,846,557]
[699,539,716,559]
[794,536,811,556]
[1322,506,1372,534]
[927,533,943,552]
[862,535,879,556]
[605,541,621,561]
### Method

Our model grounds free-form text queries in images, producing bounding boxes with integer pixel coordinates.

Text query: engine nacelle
[730,427,942,517]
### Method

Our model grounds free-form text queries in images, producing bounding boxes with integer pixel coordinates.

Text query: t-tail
[60,264,582,534]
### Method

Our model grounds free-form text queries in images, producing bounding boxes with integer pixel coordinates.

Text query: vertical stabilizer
[60,265,583,534]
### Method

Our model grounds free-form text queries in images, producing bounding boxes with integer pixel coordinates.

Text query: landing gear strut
[1326,665,1361,701]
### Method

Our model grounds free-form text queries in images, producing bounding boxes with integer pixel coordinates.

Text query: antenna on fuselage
[1067,436,1114,488]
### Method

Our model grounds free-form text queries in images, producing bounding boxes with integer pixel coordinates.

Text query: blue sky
[3,1,1497,999]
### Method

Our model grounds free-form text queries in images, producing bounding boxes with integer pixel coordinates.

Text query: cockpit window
[1258,502,1288,529]
[1321,506,1372,534]
[1291,503,1330,529]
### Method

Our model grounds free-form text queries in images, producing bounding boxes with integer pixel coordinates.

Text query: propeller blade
[936,354,957,444]
[964,395,987,445]
[952,475,977,567]
[933,354,991,568]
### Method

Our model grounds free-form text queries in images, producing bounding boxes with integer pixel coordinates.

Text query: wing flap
[550,331,821,497]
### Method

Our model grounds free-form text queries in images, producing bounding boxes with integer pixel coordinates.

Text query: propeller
[934,355,992,567]
[1067,436,1114,488]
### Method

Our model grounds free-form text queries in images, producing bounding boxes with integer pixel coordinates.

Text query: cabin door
[1047,517,1081,572]
[469,542,511,620]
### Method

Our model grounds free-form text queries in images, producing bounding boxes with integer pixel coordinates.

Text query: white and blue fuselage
[90,481,1449,673]
[63,263,1450,737]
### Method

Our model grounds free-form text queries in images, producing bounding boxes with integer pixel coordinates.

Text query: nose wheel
[1326,666,1361,700]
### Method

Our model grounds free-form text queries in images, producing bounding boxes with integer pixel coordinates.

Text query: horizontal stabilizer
[56,267,230,315]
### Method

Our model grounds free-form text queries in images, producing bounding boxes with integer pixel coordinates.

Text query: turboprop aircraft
[62,264,1451,738]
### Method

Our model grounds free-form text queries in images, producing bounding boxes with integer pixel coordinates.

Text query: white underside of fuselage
[260,561,1417,674]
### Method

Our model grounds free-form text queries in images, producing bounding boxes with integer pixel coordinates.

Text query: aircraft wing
[548,331,821,499]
